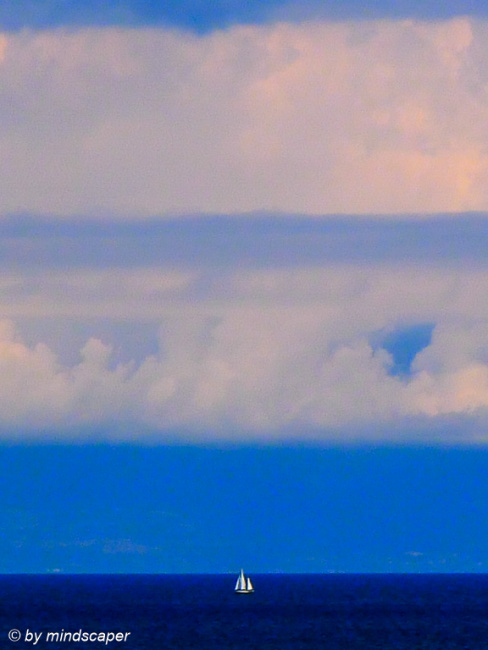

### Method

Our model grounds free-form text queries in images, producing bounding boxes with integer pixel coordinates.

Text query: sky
[2,0,488,573]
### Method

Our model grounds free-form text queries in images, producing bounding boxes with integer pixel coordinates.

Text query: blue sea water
[1,574,488,649]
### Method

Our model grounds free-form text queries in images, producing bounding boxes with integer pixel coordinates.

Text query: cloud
[3,214,488,272]
[0,268,195,319]
[2,260,488,442]
[1,18,488,216]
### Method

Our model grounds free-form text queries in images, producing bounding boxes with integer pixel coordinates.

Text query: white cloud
[2,263,488,441]
[1,18,488,216]
[0,268,195,318]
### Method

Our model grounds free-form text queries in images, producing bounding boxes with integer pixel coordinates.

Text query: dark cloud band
[3,213,488,270]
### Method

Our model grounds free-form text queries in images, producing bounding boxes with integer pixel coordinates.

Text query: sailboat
[235,569,254,594]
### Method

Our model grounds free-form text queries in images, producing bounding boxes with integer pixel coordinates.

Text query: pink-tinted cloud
[1,18,488,216]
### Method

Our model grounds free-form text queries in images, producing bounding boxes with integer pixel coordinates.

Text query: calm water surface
[1,574,488,649]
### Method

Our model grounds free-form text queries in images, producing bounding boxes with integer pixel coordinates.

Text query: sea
[1,574,488,649]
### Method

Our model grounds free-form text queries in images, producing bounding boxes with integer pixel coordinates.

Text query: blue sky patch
[0,0,486,31]
[378,324,435,376]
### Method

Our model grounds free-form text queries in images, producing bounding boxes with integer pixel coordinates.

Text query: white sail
[235,569,254,593]
[235,569,247,591]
